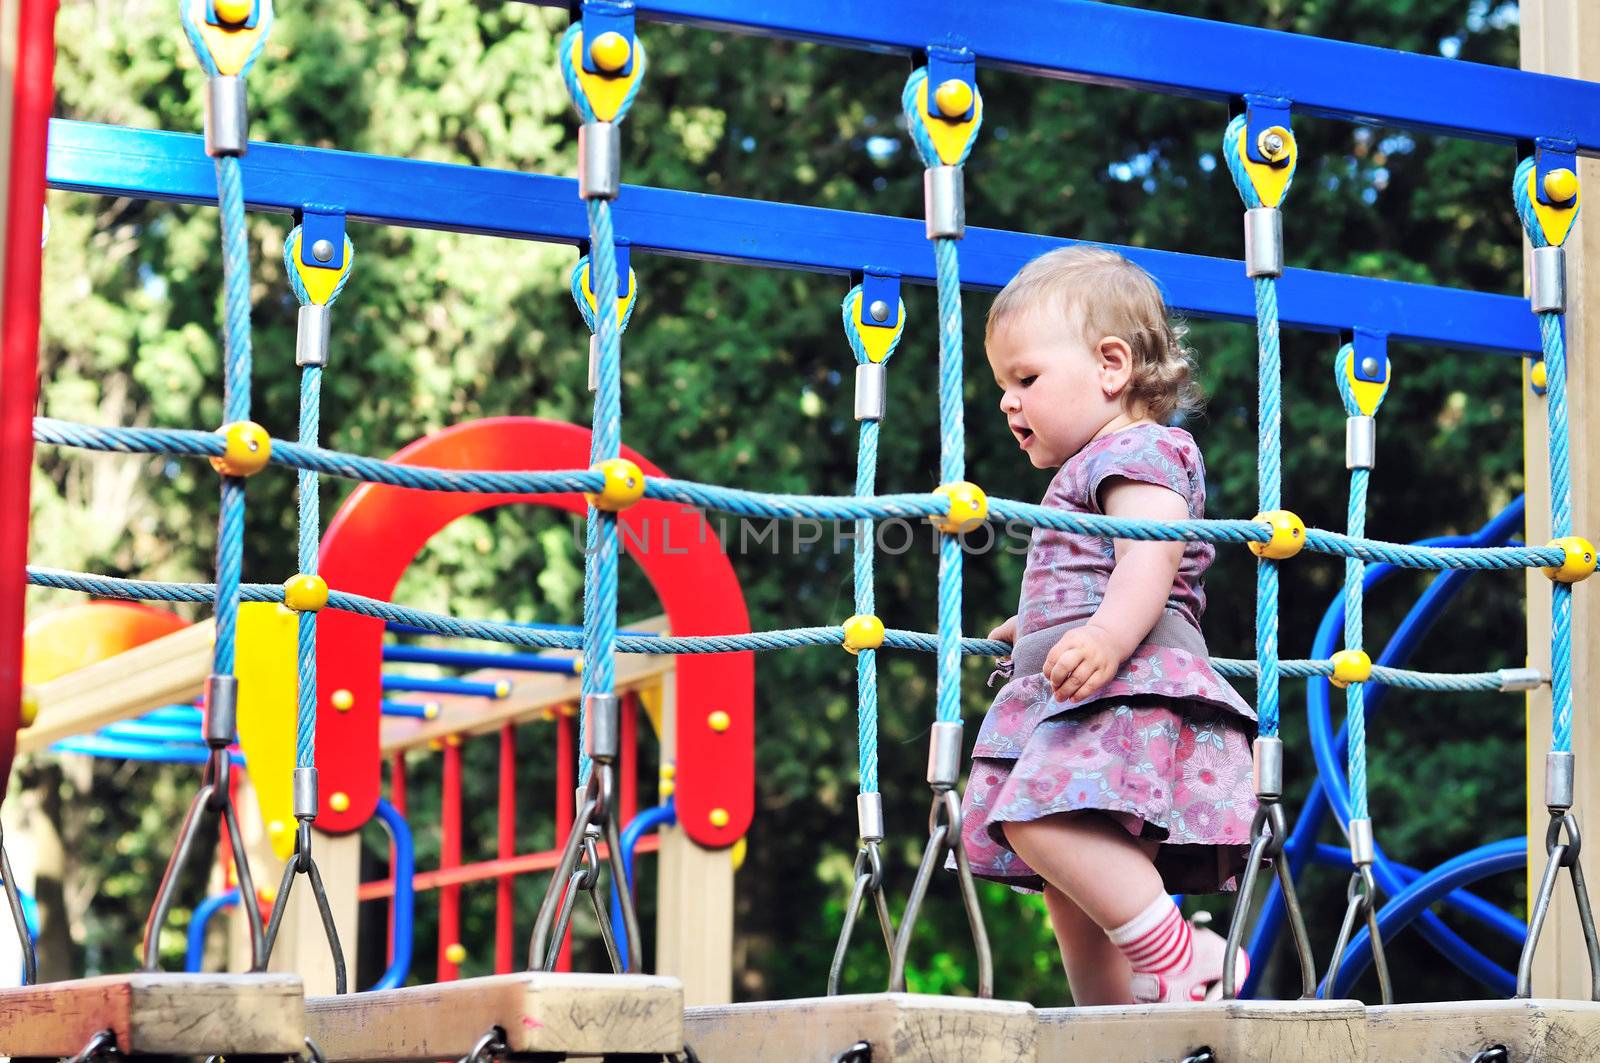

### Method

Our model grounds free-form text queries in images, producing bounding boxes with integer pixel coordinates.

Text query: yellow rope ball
[588,30,632,73]
[841,614,885,655]
[210,421,272,477]
[213,0,254,25]
[1329,649,1372,689]
[283,573,328,612]
[1544,536,1597,584]
[444,943,467,965]
[1248,510,1306,560]
[932,481,988,534]
[1544,167,1580,205]
[20,688,38,729]
[587,457,646,512]
[933,78,974,119]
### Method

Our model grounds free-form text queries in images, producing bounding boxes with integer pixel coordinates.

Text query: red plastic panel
[315,417,753,848]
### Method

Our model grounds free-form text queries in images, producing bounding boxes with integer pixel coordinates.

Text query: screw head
[1360,356,1380,378]
[868,299,890,323]
[311,239,335,263]
[1264,133,1284,154]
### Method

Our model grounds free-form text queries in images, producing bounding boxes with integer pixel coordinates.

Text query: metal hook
[457,1027,507,1063]
[1319,865,1391,1003]
[264,822,349,994]
[302,1035,328,1063]
[1179,1050,1217,1063]
[886,788,992,997]
[830,1041,872,1063]
[1223,801,1318,999]
[0,824,37,985]
[1468,1047,1510,1063]
[528,762,639,973]
[1517,810,1600,999]
[66,1029,119,1063]
[827,839,895,995]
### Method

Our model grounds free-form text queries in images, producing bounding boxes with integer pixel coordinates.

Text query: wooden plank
[1037,999,1365,1062]
[684,994,1037,1063]
[0,973,304,1057]
[305,972,683,1061]
[1367,999,1600,1061]
[1521,0,1600,1000]
[19,620,213,753]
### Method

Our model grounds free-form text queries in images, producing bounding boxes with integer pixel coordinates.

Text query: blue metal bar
[1331,838,1527,997]
[380,675,510,699]
[381,700,439,720]
[514,0,1600,154]
[185,888,240,973]
[141,705,203,725]
[47,120,1540,356]
[384,644,579,675]
[610,800,677,971]
[51,735,245,765]
[386,620,660,639]
[101,720,204,744]
[369,797,414,991]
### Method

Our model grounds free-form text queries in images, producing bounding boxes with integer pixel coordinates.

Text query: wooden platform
[1367,999,1600,1061]
[1037,998,1368,1062]
[684,993,1037,1063]
[0,973,305,1057]
[305,972,683,1061]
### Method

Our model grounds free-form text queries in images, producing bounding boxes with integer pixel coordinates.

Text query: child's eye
[1019,375,1037,388]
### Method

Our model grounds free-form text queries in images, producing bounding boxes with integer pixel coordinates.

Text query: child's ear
[1097,336,1135,396]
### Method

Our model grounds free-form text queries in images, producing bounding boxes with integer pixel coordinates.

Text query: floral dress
[960,423,1257,894]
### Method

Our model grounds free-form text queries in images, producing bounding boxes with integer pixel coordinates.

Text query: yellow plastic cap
[842,614,885,655]
[587,457,646,512]
[932,481,988,534]
[213,0,254,25]
[267,819,287,837]
[1545,168,1580,205]
[329,791,351,813]
[588,30,632,73]
[1329,649,1372,689]
[1256,125,1292,163]
[933,78,974,119]
[730,835,748,871]
[1531,360,1548,390]
[331,688,355,712]
[707,709,731,733]
[210,421,271,477]
[1248,510,1306,560]
[19,688,38,728]
[283,573,328,612]
[1544,536,1597,584]
[444,942,467,965]
[709,807,731,829]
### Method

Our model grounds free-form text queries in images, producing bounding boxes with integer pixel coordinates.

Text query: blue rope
[210,156,253,680]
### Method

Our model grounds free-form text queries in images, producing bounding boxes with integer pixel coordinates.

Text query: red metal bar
[386,753,406,967]
[620,692,638,829]
[438,739,462,981]
[357,835,660,902]
[495,722,515,975]
[0,0,58,802]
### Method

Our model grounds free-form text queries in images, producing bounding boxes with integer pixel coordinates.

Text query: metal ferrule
[924,166,965,240]
[1252,736,1284,800]
[1547,750,1576,812]
[204,76,248,158]
[296,304,332,367]
[926,721,964,789]
[856,792,885,842]
[578,122,621,201]
[854,362,886,421]
[587,334,600,392]
[1497,667,1544,692]
[1243,207,1283,278]
[204,674,239,746]
[293,766,319,819]
[1348,818,1375,866]
[1531,245,1567,314]
[1345,416,1375,470]
[584,692,620,761]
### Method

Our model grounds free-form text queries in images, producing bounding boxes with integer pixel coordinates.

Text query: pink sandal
[1130,921,1249,1004]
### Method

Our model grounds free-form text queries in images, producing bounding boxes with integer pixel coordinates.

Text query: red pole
[438,739,462,981]
[0,0,58,801]
[620,691,638,828]
[555,708,574,971]
[494,722,515,975]
[387,753,406,967]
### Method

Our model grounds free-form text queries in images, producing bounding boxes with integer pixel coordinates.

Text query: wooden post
[654,666,734,1006]
[1521,0,1600,999]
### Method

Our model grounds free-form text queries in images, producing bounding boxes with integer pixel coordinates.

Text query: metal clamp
[1516,809,1600,999]
[1498,667,1545,693]
[1345,416,1375,470]
[458,1027,508,1063]
[1252,736,1284,801]
[579,122,622,200]
[585,691,620,762]
[1532,245,1567,314]
[926,721,963,789]
[1223,799,1318,999]
[204,76,248,157]
[296,304,332,367]
[854,362,886,421]
[1244,207,1283,278]
[924,166,965,240]
[856,791,885,842]
[66,1029,120,1063]
[1547,750,1577,812]
[886,786,992,997]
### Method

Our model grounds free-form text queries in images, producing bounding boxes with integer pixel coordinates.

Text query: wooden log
[1367,999,1600,1062]
[684,993,1037,1063]
[0,973,304,1057]
[1036,999,1367,1063]
[305,972,683,1061]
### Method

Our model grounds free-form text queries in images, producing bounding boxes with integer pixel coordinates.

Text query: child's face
[986,309,1127,469]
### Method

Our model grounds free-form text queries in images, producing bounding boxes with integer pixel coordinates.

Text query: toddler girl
[962,246,1257,1006]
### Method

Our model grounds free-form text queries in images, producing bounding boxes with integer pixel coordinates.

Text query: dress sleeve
[1081,427,1202,516]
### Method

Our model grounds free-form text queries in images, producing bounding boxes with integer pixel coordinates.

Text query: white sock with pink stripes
[1107,893,1192,978]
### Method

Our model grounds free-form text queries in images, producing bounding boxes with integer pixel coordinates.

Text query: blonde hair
[986,246,1201,422]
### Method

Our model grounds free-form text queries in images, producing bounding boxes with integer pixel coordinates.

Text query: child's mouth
[1017,428,1035,448]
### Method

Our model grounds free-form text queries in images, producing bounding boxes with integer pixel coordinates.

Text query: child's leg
[1042,884,1134,1006]
[1004,811,1163,928]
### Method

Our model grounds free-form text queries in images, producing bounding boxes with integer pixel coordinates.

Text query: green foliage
[25,0,1530,1002]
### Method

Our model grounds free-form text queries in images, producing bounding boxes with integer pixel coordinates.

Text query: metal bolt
[1360,356,1379,378]
[868,299,890,323]
[1263,132,1285,156]
[311,239,335,263]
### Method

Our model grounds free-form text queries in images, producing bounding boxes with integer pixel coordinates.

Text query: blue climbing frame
[40,0,1584,993]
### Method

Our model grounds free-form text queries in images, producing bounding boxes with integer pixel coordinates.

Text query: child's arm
[1045,478,1188,702]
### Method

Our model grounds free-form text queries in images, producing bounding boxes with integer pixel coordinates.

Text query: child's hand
[1044,624,1124,703]
[987,615,1018,645]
